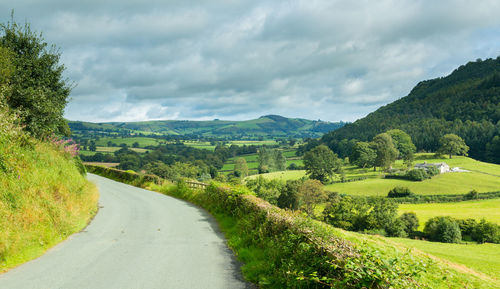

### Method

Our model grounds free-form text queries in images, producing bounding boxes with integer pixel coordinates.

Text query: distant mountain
[69,115,346,139]
[321,56,500,163]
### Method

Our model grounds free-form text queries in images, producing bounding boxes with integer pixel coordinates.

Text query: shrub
[399,212,419,235]
[472,219,500,244]
[406,169,429,181]
[464,190,479,200]
[387,186,415,198]
[426,166,440,177]
[424,216,462,243]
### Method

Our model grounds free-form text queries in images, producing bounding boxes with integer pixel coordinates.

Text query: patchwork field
[399,198,500,228]
[390,237,500,281]
[253,155,500,197]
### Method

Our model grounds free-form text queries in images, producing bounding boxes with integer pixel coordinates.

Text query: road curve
[0,174,252,289]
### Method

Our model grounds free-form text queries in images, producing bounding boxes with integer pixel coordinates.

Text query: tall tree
[297,179,327,216]
[1,17,72,138]
[350,141,376,168]
[438,134,469,158]
[387,129,416,168]
[372,133,398,171]
[303,144,342,183]
[234,157,249,178]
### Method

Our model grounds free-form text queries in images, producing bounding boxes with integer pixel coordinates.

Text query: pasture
[391,237,500,281]
[399,198,500,228]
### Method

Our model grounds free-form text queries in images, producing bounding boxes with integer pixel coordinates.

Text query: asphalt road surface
[0,174,252,289]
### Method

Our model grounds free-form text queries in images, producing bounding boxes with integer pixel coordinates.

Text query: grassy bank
[89,165,498,288]
[0,110,98,272]
[391,238,500,281]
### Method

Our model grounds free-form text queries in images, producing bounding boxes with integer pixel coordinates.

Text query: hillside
[322,57,500,162]
[69,115,345,139]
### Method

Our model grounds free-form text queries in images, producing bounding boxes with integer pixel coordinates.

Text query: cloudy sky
[1,1,499,122]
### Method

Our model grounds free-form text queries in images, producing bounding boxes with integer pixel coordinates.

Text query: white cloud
[2,0,500,122]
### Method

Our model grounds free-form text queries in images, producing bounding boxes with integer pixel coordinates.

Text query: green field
[246,170,307,181]
[399,198,500,228]
[94,137,160,147]
[390,237,500,281]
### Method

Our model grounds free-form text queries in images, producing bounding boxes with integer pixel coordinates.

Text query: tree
[132,141,140,148]
[257,147,286,173]
[277,180,301,210]
[297,179,327,215]
[424,216,462,243]
[399,212,419,235]
[89,140,97,152]
[1,17,72,137]
[303,145,342,183]
[486,136,500,163]
[350,141,376,168]
[438,134,469,159]
[372,133,398,171]
[234,157,249,178]
[387,129,416,168]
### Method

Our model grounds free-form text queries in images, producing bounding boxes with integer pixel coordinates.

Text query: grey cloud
[2,0,500,122]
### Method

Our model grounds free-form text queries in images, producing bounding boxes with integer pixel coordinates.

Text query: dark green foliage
[1,17,71,138]
[319,57,500,164]
[387,129,416,167]
[424,216,462,243]
[387,187,415,198]
[322,196,402,236]
[399,212,419,235]
[349,141,376,168]
[438,134,469,158]
[464,190,479,200]
[277,180,301,210]
[303,144,342,183]
[405,169,430,181]
[372,133,398,171]
[472,219,500,244]
[245,176,284,205]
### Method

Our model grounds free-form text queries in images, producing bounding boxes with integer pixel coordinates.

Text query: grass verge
[0,108,99,272]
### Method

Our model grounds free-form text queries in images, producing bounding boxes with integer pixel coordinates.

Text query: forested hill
[69,115,345,139]
[321,56,500,163]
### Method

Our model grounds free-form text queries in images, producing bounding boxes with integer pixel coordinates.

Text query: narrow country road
[0,174,252,289]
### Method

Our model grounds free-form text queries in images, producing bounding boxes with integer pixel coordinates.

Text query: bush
[387,187,415,198]
[472,219,500,243]
[424,216,462,243]
[406,169,429,181]
[399,212,419,235]
[464,190,479,200]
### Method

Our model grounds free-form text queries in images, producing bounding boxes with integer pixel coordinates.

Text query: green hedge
[85,164,163,187]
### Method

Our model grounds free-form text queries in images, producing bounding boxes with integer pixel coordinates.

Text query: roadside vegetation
[0,17,98,271]
[88,165,499,288]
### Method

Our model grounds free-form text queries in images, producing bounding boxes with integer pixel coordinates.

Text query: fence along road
[0,174,251,289]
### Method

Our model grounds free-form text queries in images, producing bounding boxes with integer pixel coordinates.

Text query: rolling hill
[69,115,345,139]
[321,56,500,163]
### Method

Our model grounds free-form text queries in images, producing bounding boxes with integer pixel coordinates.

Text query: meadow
[399,198,500,228]
[390,237,500,281]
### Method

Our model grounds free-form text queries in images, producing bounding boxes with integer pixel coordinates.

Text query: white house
[414,162,450,174]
